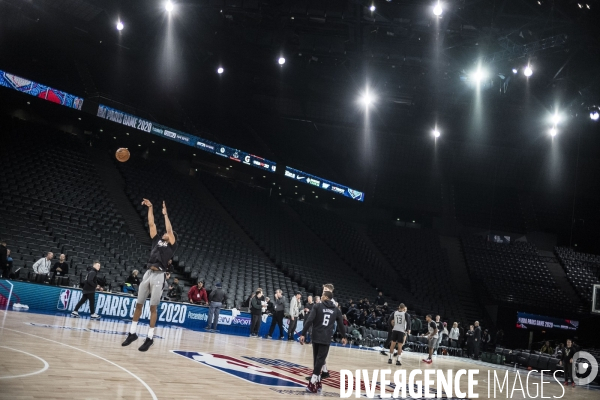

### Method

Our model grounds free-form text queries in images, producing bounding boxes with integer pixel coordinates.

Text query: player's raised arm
[162,201,176,245]
[142,199,157,239]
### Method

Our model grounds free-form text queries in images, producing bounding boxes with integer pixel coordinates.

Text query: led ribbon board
[0,69,83,110]
[284,166,364,202]
[96,104,277,173]
[516,312,578,331]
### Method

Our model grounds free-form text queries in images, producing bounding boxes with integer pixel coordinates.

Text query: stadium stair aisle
[539,250,583,307]
[440,236,481,324]
[86,147,152,247]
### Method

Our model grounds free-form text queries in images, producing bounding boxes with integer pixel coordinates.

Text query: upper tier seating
[289,200,408,301]
[116,159,297,309]
[463,236,570,310]
[367,224,465,322]
[0,117,146,288]
[555,247,600,304]
[201,174,386,304]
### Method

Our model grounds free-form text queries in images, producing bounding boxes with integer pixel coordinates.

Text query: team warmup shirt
[301,300,345,345]
[428,321,439,339]
[390,311,412,333]
[147,235,178,272]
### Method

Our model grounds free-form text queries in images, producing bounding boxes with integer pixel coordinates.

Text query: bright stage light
[471,68,487,82]
[591,110,599,121]
[433,130,440,138]
[524,66,533,77]
[278,57,286,65]
[165,1,174,12]
[433,2,443,16]
[116,21,124,31]
[217,67,224,74]
[512,68,518,74]
[360,92,374,107]
[552,113,561,125]
[549,127,557,137]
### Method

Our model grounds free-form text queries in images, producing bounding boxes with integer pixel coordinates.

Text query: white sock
[311,374,319,384]
[148,328,155,340]
[389,355,392,360]
[130,321,138,334]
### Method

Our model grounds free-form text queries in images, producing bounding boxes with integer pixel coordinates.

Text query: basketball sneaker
[121,333,138,346]
[572,383,576,388]
[306,381,318,393]
[90,314,101,320]
[396,359,402,366]
[138,338,154,352]
[423,359,432,364]
[321,371,330,379]
[316,380,323,393]
[71,311,80,318]
[388,358,392,364]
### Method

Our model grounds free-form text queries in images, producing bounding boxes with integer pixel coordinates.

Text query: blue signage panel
[284,166,364,202]
[96,104,277,173]
[516,312,578,331]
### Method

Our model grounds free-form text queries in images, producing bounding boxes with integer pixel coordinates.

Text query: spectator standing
[540,341,554,355]
[266,289,285,339]
[5,249,13,279]
[458,322,465,348]
[51,254,69,276]
[250,288,266,337]
[473,321,482,360]
[188,281,208,304]
[374,291,385,306]
[303,295,315,316]
[0,241,8,279]
[167,278,182,301]
[71,261,102,319]
[33,252,53,276]
[466,325,475,358]
[206,282,227,332]
[559,339,576,387]
[481,329,491,352]
[449,322,460,346]
[434,315,444,356]
[288,292,302,341]
[315,296,321,304]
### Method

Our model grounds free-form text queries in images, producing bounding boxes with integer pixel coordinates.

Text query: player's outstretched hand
[341,338,348,346]
[142,198,152,207]
[299,335,305,345]
[162,201,168,215]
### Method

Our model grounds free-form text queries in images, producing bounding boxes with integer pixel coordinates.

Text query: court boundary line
[1,327,158,400]
[0,345,49,379]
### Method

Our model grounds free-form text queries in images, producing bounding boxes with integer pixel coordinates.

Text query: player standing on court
[422,314,438,364]
[299,290,346,393]
[388,303,411,366]
[121,199,178,351]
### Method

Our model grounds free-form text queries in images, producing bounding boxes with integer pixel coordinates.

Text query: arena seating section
[462,237,571,310]
[555,247,600,304]
[0,118,146,288]
[201,175,383,305]
[288,200,405,301]
[367,225,465,323]
[116,159,300,309]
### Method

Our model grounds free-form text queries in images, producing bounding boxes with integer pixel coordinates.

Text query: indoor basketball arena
[1,0,600,399]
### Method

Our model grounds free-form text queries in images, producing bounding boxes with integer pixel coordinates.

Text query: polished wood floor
[0,309,598,399]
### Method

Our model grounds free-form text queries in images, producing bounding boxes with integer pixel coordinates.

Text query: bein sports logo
[163,130,177,139]
[57,289,71,310]
[171,351,306,388]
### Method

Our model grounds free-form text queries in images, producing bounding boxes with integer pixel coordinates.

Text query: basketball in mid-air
[115,148,130,162]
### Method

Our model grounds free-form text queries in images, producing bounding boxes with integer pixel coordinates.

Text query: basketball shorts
[428,337,438,349]
[391,331,406,343]
[136,270,165,306]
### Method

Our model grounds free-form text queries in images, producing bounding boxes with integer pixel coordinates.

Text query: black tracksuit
[74,267,99,314]
[268,296,285,337]
[561,346,576,383]
[250,295,264,335]
[473,326,481,359]
[301,300,345,376]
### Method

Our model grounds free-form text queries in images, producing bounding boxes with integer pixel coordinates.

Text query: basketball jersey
[148,235,178,271]
[392,311,407,332]
[428,321,439,338]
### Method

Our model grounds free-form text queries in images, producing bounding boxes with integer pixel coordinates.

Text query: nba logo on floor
[57,289,71,310]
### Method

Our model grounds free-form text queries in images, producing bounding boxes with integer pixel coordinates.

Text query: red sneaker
[563,382,568,386]
[306,381,318,393]
[572,383,576,388]
[316,380,323,393]
[423,359,433,364]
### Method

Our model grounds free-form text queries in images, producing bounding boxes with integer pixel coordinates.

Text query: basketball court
[1,309,597,399]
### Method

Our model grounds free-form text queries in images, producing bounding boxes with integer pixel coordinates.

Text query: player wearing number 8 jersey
[299,290,346,393]
[388,303,411,366]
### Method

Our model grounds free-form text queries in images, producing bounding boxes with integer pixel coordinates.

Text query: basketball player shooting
[122,199,178,351]
[299,290,346,394]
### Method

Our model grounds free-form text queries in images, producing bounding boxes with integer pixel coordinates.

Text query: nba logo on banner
[57,289,71,310]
